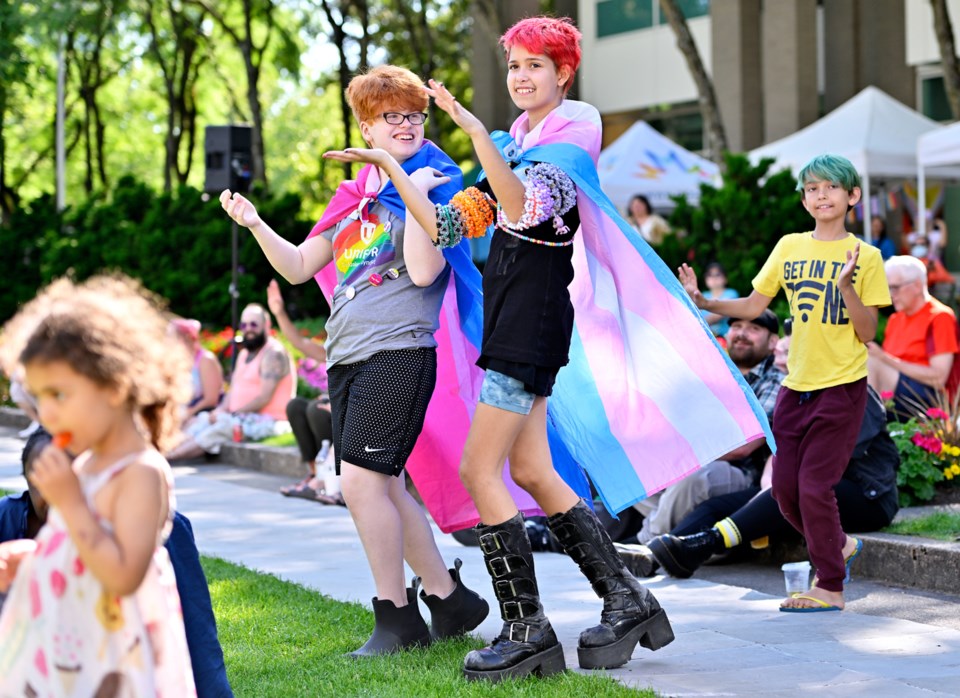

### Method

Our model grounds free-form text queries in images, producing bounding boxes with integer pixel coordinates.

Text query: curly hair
[500,16,582,92]
[346,65,429,125]
[0,275,192,451]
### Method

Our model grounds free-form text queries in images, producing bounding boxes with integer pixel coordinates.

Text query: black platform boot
[548,500,675,670]
[647,528,724,579]
[462,513,566,682]
[350,582,431,657]
[419,558,490,640]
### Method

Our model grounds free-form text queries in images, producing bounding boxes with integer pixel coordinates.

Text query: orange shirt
[882,298,959,366]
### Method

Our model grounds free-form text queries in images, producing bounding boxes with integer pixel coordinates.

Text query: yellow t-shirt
[753,233,891,391]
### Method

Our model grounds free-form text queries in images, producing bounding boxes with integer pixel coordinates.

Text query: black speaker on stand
[204,125,253,358]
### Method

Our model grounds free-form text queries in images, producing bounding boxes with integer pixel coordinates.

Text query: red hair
[500,16,582,84]
[346,65,428,124]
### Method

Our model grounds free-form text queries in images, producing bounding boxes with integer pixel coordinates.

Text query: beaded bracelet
[498,163,576,233]
[450,187,495,239]
[433,203,464,249]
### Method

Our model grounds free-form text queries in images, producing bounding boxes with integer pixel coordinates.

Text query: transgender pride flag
[306,142,572,532]
[498,101,775,516]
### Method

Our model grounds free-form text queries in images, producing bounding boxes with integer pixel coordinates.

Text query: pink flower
[880,391,895,401]
[926,407,949,420]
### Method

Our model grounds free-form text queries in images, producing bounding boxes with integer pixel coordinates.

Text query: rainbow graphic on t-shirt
[333,211,396,285]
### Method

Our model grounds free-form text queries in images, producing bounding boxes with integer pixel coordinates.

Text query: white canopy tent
[749,86,960,241]
[598,121,721,215]
[917,121,960,238]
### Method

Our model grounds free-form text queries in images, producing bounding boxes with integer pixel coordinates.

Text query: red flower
[926,407,949,420]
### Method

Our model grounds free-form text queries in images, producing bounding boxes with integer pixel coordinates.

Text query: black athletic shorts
[327,348,437,476]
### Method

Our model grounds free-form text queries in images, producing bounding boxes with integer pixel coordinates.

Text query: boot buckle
[508,622,531,643]
[478,531,503,554]
[502,600,538,620]
[494,578,519,600]
[487,555,513,578]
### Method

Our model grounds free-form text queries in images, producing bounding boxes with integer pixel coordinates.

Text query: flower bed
[886,391,960,506]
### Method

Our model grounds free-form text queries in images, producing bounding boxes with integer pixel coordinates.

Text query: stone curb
[3,407,957,593]
[618,529,960,596]
[0,406,306,479]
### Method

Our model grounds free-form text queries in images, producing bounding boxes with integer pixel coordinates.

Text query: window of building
[597,0,710,39]
[919,72,953,122]
[646,104,704,152]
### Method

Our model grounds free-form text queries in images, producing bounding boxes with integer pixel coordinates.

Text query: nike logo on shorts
[364,446,387,453]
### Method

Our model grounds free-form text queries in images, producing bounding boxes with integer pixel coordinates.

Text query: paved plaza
[1,427,959,696]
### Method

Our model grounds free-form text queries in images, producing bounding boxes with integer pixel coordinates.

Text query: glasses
[888,281,917,293]
[239,322,261,330]
[382,112,427,125]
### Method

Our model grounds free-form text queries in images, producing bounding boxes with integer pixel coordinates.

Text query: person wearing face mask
[166,303,295,460]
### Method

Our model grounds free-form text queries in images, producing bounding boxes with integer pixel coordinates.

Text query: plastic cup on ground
[781,561,812,595]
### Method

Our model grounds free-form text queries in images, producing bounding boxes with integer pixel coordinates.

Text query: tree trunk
[931,0,960,119]
[321,0,355,180]
[658,0,728,163]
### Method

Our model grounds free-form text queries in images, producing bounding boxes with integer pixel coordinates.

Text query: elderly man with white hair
[867,255,959,418]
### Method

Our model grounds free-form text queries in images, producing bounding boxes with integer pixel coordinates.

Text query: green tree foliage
[657,153,812,299]
[1,177,322,326]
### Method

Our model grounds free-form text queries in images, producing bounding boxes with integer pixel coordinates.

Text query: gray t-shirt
[320,200,450,367]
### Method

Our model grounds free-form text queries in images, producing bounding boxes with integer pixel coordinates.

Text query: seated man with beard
[628,311,785,544]
[167,303,296,460]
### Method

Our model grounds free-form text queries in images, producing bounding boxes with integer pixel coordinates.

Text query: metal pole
[230,219,239,332]
[230,219,240,373]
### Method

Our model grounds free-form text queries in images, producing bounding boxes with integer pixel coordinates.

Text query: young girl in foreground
[327,18,674,681]
[0,275,196,696]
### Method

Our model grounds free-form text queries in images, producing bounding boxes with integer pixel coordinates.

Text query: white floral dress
[0,450,196,697]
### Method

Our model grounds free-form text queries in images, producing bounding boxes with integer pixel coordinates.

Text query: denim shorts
[479,369,535,415]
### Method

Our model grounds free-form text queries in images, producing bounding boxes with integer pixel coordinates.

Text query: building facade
[577,0,955,151]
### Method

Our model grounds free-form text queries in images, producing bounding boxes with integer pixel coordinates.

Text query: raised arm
[266,280,326,362]
[679,264,774,319]
[837,244,879,343]
[220,191,333,284]
[425,80,526,222]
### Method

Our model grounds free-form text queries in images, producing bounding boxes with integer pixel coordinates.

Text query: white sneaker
[18,421,40,439]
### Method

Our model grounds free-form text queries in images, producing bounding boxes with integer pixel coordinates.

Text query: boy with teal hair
[679,153,890,612]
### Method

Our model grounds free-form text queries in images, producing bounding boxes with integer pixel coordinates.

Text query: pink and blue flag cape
[307,112,774,532]
[492,101,775,516]
[305,142,579,532]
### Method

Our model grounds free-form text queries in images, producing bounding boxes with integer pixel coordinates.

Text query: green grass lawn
[884,512,960,542]
[257,432,297,448]
[202,556,655,698]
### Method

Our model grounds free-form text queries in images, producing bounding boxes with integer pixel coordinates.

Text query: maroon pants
[771,378,867,592]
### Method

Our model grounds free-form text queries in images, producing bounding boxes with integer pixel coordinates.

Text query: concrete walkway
[2,429,959,696]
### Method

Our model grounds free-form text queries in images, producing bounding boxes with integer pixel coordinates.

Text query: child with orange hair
[220,65,488,656]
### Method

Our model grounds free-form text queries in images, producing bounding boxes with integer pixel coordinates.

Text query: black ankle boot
[462,513,565,682]
[648,528,724,579]
[548,500,675,670]
[350,584,431,657]
[419,558,490,640]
